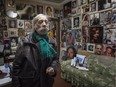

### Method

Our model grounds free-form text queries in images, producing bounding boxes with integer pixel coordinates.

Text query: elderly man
[12,14,58,87]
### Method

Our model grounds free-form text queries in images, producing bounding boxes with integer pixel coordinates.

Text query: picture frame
[45,6,54,17]
[7,0,15,8]
[0,0,5,17]
[8,19,17,28]
[37,5,43,14]
[82,26,89,43]
[8,28,18,37]
[72,15,80,29]
[90,2,96,12]
[17,20,24,28]
[87,43,95,53]
[3,31,9,39]
[24,20,32,31]
[71,0,77,9]
[54,9,60,17]
[112,9,116,24]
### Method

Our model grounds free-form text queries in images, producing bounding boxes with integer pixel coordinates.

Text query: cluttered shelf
[61,54,116,87]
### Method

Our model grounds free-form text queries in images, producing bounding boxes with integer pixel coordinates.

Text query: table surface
[0,65,12,86]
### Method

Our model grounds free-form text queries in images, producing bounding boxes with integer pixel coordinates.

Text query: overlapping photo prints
[100,10,112,24]
[89,26,103,44]
[74,29,81,42]
[90,13,100,26]
[87,43,95,53]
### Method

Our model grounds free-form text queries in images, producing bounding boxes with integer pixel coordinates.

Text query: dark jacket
[12,33,59,87]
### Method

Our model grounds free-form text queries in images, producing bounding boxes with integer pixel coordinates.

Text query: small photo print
[72,15,80,29]
[82,14,89,26]
[100,10,112,24]
[90,13,100,26]
[94,44,104,55]
[74,29,82,42]
[112,9,116,23]
[8,28,18,37]
[89,26,103,44]
[8,19,17,28]
[112,0,116,8]
[71,0,77,9]
[87,43,95,53]
[18,29,25,37]
[76,7,81,14]
[10,37,18,47]
[24,20,32,31]
[0,18,7,28]
[37,5,43,14]
[17,20,24,28]
[61,30,67,42]
[54,9,60,17]
[82,26,89,43]
[81,43,87,50]
[45,6,54,17]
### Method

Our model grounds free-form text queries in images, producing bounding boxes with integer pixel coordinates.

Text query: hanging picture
[90,2,96,12]
[74,29,82,42]
[7,0,15,8]
[17,20,24,29]
[87,43,95,53]
[8,28,18,37]
[72,15,80,29]
[63,1,71,17]
[112,0,116,8]
[82,26,89,43]
[3,31,9,39]
[37,5,43,14]
[71,0,77,9]
[0,18,7,28]
[82,14,89,26]
[18,29,25,37]
[0,0,5,17]
[54,9,60,17]
[24,20,32,32]
[45,6,54,17]
[89,26,103,44]
[8,19,17,28]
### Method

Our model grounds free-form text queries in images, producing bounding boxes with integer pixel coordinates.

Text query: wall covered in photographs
[60,0,116,59]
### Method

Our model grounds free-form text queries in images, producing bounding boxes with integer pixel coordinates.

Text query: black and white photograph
[71,0,77,9]
[0,18,7,28]
[89,0,95,3]
[87,43,95,53]
[3,31,9,38]
[37,5,43,14]
[82,26,89,43]
[72,16,80,29]
[8,19,17,28]
[54,9,60,17]
[90,2,96,12]
[112,0,116,8]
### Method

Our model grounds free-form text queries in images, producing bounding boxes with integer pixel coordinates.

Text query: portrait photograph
[82,26,89,43]
[8,19,17,28]
[63,18,72,30]
[61,30,67,42]
[37,5,43,14]
[0,18,7,28]
[45,6,54,17]
[71,8,77,16]
[71,0,77,9]
[10,37,18,47]
[63,1,71,17]
[60,49,66,61]
[82,14,89,26]
[0,30,3,40]
[94,44,104,55]
[82,5,89,13]
[100,10,112,24]
[103,0,111,9]
[81,43,87,50]
[72,15,80,29]
[112,0,116,8]
[17,20,24,29]
[90,13,100,26]
[74,29,82,42]
[3,31,9,39]
[87,43,95,53]
[8,28,18,37]
[54,9,60,18]
[77,0,81,6]
[89,26,103,44]
[24,20,32,31]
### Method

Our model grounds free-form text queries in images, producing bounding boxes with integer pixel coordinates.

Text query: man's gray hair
[32,14,48,26]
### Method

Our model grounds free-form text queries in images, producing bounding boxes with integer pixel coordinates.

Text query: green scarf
[34,32,57,60]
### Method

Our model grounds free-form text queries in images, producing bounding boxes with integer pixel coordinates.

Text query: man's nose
[42,21,46,26]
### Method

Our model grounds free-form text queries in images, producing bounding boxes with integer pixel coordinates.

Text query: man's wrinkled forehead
[37,15,48,21]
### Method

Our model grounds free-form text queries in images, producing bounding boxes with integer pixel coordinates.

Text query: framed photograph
[82,26,89,43]
[112,0,116,8]
[54,9,60,17]
[90,2,96,12]
[61,30,67,42]
[103,45,115,57]
[18,29,25,37]
[81,43,87,50]
[8,28,18,37]
[74,29,82,42]
[0,18,7,28]
[45,6,54,17]
[3,31,9,38]
[77,0,81,6]
[37,5,43,14]
[82,14,89,26]
[17,20,24,28]
[8,19,17,28]
[87,43,95,53]
[89,26,103,44]
[63,1,71,17]
[100,10,112,24]
[7,0,15,8]
[24,20,32,31]
[90,13,100,26]
[72,15,80,29]
[112,9,116,24]
[63,18,72,30]
[59,9,63,19]
[103,0,111,9]
[82,5,89,13]
[94,44,104,55]
[71,0,77,9]
[76,7,81,14]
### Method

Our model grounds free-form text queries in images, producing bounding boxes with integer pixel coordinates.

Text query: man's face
[34,15,49,35]
[95,45,102,55]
